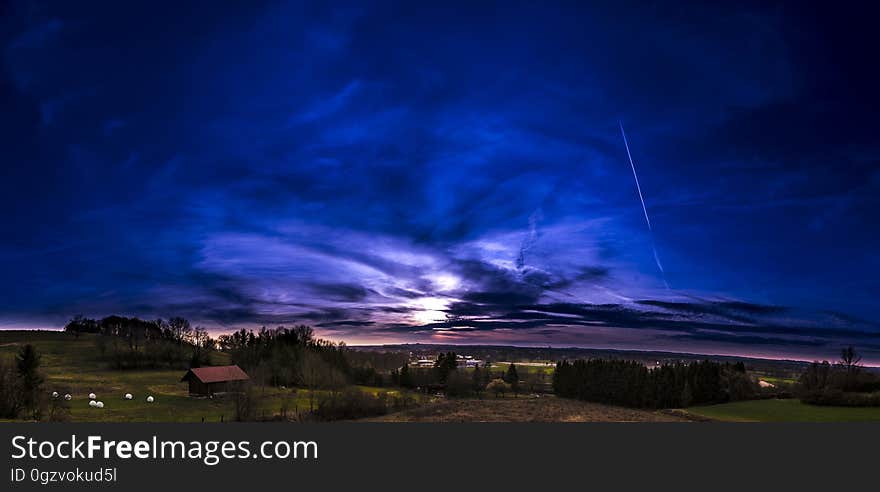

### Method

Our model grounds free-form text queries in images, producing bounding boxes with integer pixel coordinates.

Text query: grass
[0,330,419,422]
[369,395,686,422]
[7,331,880,423]
[757,376,797,385]
[490,362,555,376]
[687,399,880,422]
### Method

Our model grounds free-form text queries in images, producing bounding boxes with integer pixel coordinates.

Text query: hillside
[368,397,686,422]
[0,330,298,422]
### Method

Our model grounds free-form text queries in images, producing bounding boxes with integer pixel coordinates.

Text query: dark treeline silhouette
[553,359,757,408]
[798,347,880,406]
[217,325,350,390]
[65,315,212,369]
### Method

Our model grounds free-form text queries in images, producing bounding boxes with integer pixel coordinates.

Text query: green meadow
[490,362,555,376]
[5,330,880,423]
[687,398,880,422]
[0,330,416,422]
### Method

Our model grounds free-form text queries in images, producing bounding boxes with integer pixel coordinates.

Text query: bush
[801,390,880,407]
[314,388,394,420]
[444,371,473,397]
[233,383,262,421]
[486,379,511,398]
[797,351,880,405]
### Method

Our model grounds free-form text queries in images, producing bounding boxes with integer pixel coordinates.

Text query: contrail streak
[619,121,669,289]
[619,121,652,231]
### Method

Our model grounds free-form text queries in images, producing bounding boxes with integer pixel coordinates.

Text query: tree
[840,346,862,373]
[47,394,71,422]
[839,346,863,391]
[189,326,211,367]
[0,360,23,419]
[434,352,458,384]
[505,363,520,396]
[65,315,98,337]
[66,315,84,338]
[399,363,413,388]
[445,371,473,397]
[16,344,44,420]
[299,350,345,413]
[168,317,191,345]
[482,361,493,388]
[486,379,510,398]
[233,383,259,421]
[472,364,485,396]
[680,381,693,407]
[524,371,546,394]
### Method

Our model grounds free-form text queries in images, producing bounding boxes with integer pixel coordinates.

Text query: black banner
[2,423,878,490]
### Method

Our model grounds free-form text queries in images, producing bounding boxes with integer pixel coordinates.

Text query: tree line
[217,325,350,392]
[387,353,544,398]
[552,358,758,408]
[798,347,880,406]
[65,315,213,369]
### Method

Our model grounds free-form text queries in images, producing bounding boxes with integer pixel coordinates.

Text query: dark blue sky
[2,1,879,361]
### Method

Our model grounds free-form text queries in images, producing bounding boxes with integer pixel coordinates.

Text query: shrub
[801,390,880,407]
[444,371,474,397]
[486,379,511,398]
[314,388,392,420]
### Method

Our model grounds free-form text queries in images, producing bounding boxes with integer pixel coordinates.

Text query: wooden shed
[180,365,250,396]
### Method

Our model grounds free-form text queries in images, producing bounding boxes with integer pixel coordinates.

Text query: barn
[180,365,250,396]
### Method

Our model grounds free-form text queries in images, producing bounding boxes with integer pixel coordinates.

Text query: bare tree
[840,346,862,372]
[168,317,191,345]
[839,346,862,390]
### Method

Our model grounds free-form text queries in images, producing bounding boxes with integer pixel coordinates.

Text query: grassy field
[490,362,555,376]
[369,395,686,422]
[687,399,880,422]
[0,330,416,422]
[7,331,880,423]
[756,376,797,385]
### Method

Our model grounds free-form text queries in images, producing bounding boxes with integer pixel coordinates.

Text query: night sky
[2,1,879,362]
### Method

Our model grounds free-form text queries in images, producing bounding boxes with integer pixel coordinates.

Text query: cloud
[2,1,878,362]
[307,282,371,302]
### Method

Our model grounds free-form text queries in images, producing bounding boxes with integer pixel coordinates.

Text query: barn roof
[181,365,250,384]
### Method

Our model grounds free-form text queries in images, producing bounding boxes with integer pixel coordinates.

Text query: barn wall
[187,378,210,395]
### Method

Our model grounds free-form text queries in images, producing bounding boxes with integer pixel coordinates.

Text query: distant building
[456,355,483,368]
[180,365,250,396]
[410,355,483,368]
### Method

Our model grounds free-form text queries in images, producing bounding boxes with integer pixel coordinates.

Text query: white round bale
[88,400,97,407]
[52,391,59,398]
[64,394,72,401]
[96,401,104,409]
[124,393,133,400]
[146,395,155,403]
[88,393,96,400]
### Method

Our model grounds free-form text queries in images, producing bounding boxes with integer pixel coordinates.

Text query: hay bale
[51,391,59,398]
[146,395,155,403]
[89,400,97,407]
[95,401,104,409]
[64,394,72,401]
[88,392,96,400]
[124,393,133,400]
